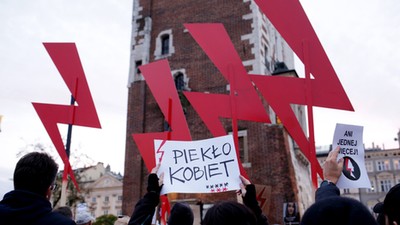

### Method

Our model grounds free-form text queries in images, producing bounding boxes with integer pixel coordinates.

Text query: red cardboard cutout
[32,43,101,190]
[253,0,353,185]
[132,1,354,187]
[132,60,191,171]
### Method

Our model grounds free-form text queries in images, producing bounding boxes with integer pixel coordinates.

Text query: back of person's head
[76,203,94,225]
[75,211,94,225]
[373,183,400,225]
[54,206,73,219]
[13,151,58,196]
[202,201,256,225]
[301,196,377,225]
[168,202,194,225]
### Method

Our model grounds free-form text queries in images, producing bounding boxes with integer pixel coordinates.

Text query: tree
[93,214,117,225]
[51,170,86,208]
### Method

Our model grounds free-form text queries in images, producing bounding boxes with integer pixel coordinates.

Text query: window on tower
[154,29,175,59]
[174,72,184,91]
[161,35,170,55]
[135,60,142,75]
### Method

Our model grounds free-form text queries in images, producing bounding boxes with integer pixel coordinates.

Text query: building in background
[123,1,314,224]
[316,146,400,212]
[58,162,123,219]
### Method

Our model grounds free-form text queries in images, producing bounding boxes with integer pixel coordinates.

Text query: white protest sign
[333,123,371,188]
[154,135,241,194]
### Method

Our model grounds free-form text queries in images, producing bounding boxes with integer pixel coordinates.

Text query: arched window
[161,35,170,55]
[154,29,175,59]
[174,72,185,91]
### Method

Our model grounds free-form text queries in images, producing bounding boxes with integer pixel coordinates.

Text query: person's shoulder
[35,211,77,225]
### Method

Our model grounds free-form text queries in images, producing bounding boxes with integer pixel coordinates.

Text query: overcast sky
[1,0,399,198]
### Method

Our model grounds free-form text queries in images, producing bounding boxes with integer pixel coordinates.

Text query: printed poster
[333,123,371,188]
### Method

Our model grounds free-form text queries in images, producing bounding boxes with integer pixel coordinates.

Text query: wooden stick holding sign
[332,123,371,188]
[155,135,241,194]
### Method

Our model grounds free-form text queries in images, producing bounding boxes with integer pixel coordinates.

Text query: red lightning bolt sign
[32,43,101,189]
[132,1,353,188]
[132,60,192,172]
[252,0,354,186]
[184,23,270,177]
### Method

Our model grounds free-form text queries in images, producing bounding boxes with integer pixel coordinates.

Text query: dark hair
[13,152,59,196]
[202,201,256,225]
[168,202,194,225]
[285,202,297,216]
[54,206,73,219]
[301,197,377,225]
[383,183,400,224]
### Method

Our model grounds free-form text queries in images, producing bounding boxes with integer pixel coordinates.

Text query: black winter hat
[301,196,377,225]
[168,202,194,225]
[373,183,400,223]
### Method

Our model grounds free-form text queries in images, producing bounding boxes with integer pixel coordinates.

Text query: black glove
[146,174,162,194]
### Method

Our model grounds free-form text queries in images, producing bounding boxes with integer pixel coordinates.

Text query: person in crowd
[128,165,193,225]
[373,202,386,225]
[128,164,268,225]
[373,183,400,225]
[0,151,76,225]
[300,146,377,225]
[167,202,194,225]
[75,203,94,225]
[283,202,300,225]
[114,216,131,225]
[128,164,164,225]
[75,212,93,225]
[202,175,269,225]
[54,206,74,219]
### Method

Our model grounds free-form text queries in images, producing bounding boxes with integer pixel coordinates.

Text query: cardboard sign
[155,135,241,194]
[333,123,371,188]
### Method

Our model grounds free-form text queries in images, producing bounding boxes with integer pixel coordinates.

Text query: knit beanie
[301,196,377,225]
[168,203,194,225]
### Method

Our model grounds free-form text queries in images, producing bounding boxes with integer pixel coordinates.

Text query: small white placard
[333,123,371,188]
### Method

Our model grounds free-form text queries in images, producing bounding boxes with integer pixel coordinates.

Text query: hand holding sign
[332,123,371,188]
[238,175,251,197]
[148,164,164,194]
[323,147,344,184]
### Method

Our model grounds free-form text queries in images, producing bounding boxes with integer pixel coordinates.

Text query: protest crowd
[1,149,399,225]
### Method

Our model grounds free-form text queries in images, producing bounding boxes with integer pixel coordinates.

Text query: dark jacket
[315,182,341,201]
[243,184,269,225]
[0,190,76,225]
[301,183,378,225]
[128,174,160,225]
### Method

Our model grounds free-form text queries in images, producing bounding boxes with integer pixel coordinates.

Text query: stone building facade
[123,1,314,224]
[56,162,124,219]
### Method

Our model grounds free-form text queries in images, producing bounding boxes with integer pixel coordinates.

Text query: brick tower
[123,0,314,224]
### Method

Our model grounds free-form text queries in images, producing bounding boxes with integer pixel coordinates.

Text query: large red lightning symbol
[132,60,191,171]
[253,0,354,185]
[132,2,354,187]
[32,43,101,189]
[184,23,270,176]
[181,0,354,186]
